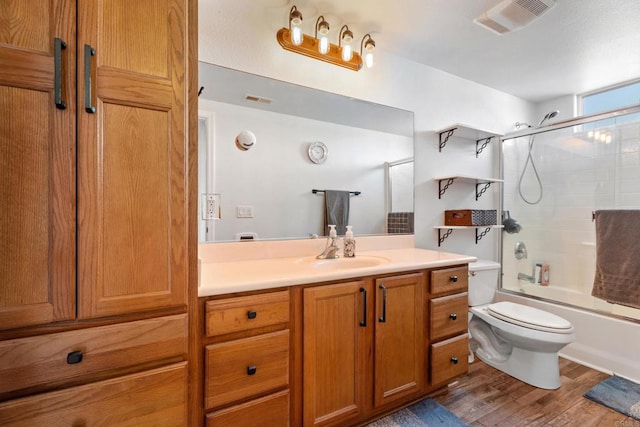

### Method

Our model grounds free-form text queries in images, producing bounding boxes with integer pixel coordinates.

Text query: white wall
[199,3,536,261]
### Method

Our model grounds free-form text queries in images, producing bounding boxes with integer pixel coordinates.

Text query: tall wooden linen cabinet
[0,0,196,424]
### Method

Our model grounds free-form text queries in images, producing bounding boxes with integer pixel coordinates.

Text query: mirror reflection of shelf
[435,123,502,157]
[434,225,504,247]
[433,175,504,200]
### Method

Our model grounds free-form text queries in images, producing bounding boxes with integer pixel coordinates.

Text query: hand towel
[592,209,640,309]
[324,190,350,235]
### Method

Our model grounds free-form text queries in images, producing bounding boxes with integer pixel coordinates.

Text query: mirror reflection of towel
[324,190,350,235]
[592,209,640,309]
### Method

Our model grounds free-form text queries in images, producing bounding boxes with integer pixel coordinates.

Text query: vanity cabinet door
[374,273,426,408]
[303,280,371,427]
[0,0,76,330]
[77,0,188,318]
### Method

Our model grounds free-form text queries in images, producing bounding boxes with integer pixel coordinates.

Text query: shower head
[538,110,559,126]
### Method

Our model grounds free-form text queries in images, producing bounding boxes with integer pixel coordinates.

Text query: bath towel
[324,190,350,235]
[592,210,640,309]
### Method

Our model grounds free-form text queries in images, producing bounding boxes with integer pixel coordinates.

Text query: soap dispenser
[343,225,356,258]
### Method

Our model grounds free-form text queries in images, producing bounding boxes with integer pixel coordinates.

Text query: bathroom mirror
[198,62,415,243]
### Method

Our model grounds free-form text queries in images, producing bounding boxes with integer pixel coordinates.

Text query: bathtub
[496,288,640,383]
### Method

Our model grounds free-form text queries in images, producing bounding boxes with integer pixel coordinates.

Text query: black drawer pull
[67,351,83,365]
[450,313,458,320]
[247,310,257,319]
[247,365,257,375]
[450,357,459,365]
[450,275,458,283]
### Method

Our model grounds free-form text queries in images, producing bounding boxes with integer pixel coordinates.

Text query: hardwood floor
[430,357,637,426]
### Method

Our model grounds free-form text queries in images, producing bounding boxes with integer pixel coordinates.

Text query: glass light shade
[291,25,303,46]
[365,51,374,68]
[319,36,329,54]
[341,44,352,61]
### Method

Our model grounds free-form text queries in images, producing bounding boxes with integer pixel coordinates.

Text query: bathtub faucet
[517,272,535,283]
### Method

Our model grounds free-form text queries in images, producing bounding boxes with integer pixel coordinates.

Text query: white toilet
[467,260,575,389]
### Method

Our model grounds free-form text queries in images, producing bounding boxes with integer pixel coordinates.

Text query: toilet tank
[468,260,501,306]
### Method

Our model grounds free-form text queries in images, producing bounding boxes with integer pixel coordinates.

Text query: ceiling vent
[244,94,273,105]
[474,0,557,35]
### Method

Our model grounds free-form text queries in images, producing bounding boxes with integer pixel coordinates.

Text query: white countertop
[199,247,476,297]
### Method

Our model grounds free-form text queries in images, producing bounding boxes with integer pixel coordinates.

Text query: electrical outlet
[236,205,254,218]
[202,194,220,220]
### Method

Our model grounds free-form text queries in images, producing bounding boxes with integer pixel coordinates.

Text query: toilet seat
[487,301,574,334]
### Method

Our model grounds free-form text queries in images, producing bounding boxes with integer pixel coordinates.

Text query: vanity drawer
[0,314,187,398]
[205,330,289,409]
[431,266,468,295]
[206,291,290,337]
[430,293,468,341]
[430,334,469,386]
[0,362,187,426]
[206,390,289,427]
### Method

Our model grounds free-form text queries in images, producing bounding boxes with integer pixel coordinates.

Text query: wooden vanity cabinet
[204,290,291,426]
[0,0,194,424]
[428,265,470,387]
[302,272,425,427]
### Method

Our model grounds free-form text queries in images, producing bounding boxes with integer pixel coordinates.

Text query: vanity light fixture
[338,25,353,62]
[276,5,373,71]
[360,33,376,68]
[316,16,330,54]
[289,6,303,46]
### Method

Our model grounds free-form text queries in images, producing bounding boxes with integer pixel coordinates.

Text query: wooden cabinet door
[374,273,425,408]
[303,281,371,427]
[0,0,76,330]
[77,0,188,318]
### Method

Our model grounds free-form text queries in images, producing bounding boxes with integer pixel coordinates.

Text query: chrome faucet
[317,225,340,259]
[517,272,535,283]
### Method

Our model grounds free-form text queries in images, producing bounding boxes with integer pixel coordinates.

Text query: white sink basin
[297,256,390,270]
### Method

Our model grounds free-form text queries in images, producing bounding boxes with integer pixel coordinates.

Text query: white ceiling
[201,0,640,103]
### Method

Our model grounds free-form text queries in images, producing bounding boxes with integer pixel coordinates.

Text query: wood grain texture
[430,358,634,427]
[430,265,469,295]
[430,334,469,386]
[77,0,187,318]
[430,292,469,341]
[206,290,290,337]
[205,329,290,409]
[303,280,371,427]
[0,362,187,426]
[374,273,426,408]
[206,390,290,427]
[0,0,76,330]
[0,314,187,398]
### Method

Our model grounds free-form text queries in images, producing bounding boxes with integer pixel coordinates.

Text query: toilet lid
[487,301,574,333]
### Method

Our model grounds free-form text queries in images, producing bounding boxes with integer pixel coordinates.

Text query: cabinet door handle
[66,351,83,365]
[450,275,458,283]
[247,365,257,376]
[450,313,458,320]
[54,38,67,109]
[247,310,257,319]
[378,284,387,323]
[359,287,367,327]
[84,44,96,113]
[450,357,459,365]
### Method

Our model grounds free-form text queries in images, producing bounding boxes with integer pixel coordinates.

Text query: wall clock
[308,141,328,164]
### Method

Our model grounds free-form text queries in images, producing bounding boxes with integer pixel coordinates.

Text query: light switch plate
[237,205,254,218]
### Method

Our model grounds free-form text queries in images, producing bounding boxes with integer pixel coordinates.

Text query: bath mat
[584,375,640,420]
[366,398,468,426]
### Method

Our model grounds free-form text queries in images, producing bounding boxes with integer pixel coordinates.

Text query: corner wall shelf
[434,225,504,247]
[433,175,504,200]
[435,123,502,157]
